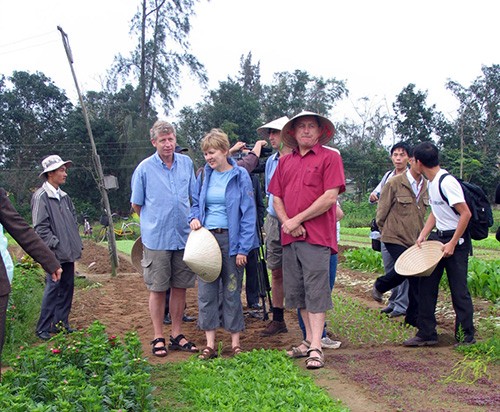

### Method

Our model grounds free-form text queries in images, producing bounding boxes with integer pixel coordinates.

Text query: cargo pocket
[141,257,153,285]
[396,196,413,216]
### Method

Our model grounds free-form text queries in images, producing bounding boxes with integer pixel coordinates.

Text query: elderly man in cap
[32,155,83,340]
[131,120,198,357]
[268,111,345,369]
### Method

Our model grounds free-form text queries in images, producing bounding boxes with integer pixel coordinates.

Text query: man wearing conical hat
[268,111,345,369]
[256,116,292,337]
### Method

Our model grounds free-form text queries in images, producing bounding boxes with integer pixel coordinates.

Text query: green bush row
[343,247,500,303]
[0,321,154,411]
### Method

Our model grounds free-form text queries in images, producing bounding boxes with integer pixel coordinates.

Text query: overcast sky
[1,0,498,125]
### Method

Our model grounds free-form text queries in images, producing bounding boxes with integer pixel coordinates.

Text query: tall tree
[336,98,392,200]
[109,0,207,119]
[237,52,262,99]
[0,71,73,213]
[261,70,348,119]
[442,64,500,197]
[393,84,437,145]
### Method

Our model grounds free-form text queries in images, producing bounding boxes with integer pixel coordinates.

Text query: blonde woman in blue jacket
[189,128,259,360]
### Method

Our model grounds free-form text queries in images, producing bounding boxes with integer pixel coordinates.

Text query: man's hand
[416,235,426,248]
[229,141,247,155]
[189,218,201,230]
[290,225,306,238]
[236,254,247,267]
[442,241,457,258]
[282,217,302,235]
[369,192,379,203]
[51,267,63,282]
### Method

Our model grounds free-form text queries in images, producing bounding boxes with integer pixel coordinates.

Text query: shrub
[342,247,384,273]
[1,321,154,411]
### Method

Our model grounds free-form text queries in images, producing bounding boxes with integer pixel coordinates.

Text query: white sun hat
[257,116,289,137]
[39,155,73,177]
[395,241,444,277]
[131,236,144,274]
[281,110,336,148]
[183,227,222,282]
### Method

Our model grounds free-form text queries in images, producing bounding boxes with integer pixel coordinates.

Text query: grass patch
[328,294,413,345]
[114,239,136,255]
[153,350,348,411]
[3,259,45,360]
[441,337,500,384]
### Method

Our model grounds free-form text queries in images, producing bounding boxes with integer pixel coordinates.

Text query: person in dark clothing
[32,155,83,340]
[0,187,62,376]
[244,173,266,309]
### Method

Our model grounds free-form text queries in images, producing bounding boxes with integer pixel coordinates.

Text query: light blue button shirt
[131,152,195,250]
[265,152,280,217]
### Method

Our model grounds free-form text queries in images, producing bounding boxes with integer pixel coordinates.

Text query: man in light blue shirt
[131,120,198,357]
[258,116,292,337]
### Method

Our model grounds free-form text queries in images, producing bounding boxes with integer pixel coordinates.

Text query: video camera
[231,144,273,174]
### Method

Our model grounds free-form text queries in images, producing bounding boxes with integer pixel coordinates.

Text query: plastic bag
[0,224,14,284]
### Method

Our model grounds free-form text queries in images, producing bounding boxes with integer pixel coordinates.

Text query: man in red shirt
[268,111,345,369]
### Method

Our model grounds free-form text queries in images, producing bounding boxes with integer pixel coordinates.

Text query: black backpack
[438,173,493,240]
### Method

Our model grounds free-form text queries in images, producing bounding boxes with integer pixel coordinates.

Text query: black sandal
[169,334,198,353]
[151,337,168,357]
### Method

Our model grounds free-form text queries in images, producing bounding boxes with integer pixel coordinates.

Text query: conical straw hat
[395,241,444,277]
[183,227,222,283]
[131,236,144,274]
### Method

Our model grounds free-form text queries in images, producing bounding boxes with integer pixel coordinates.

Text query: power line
[0,39,59,57]
[0,30,55,49]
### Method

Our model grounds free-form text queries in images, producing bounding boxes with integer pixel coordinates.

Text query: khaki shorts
[264,215,282,270]
[283,242,332,313]
[141,247,196,292]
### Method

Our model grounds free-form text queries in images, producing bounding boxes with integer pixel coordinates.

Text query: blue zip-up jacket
[189,158,259,256]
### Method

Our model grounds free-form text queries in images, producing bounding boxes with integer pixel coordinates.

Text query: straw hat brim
[280,111,335,148]
[256,116,289,137]
[183,227,222,283]
[131,236,144,274]
[395,241,444,277]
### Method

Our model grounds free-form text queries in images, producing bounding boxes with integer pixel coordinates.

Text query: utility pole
[57,26,119,275]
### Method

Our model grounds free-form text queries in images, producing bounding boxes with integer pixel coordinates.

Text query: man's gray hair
[150,120,176,140]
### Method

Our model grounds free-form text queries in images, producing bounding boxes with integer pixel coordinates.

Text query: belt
[436,229,455,238]
[209,228,228,234]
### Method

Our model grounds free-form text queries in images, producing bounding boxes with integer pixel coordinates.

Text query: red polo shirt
[268,143,345,253]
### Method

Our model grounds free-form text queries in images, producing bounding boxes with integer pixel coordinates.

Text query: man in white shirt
[404,142,475,347]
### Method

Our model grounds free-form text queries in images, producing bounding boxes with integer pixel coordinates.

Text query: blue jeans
[297,254,337,339]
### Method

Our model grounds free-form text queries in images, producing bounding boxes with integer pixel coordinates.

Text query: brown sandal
[231,346,243,357]
[287,339,311,358]
[198,346,217,360]
[305,347,325,369]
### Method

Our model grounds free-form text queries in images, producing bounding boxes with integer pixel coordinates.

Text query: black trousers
[244,248,260,306]
[36,261,75,333]
[416,232,474,341]
[375,243,419,327]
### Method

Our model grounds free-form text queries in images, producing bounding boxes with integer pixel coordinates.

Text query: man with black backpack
[404,142,475,347]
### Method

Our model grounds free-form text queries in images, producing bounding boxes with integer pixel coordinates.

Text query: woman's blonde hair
[201,128,230,153]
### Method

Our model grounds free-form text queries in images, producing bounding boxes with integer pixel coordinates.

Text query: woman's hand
[236,254,247,267]
[190,219,201,230]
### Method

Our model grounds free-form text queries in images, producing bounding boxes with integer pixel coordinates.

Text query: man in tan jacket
[371,151,429,327]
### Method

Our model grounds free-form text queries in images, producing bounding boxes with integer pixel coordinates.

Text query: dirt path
[71,241,499,412]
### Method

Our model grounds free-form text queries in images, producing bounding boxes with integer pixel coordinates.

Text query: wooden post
[57,26,118,275]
